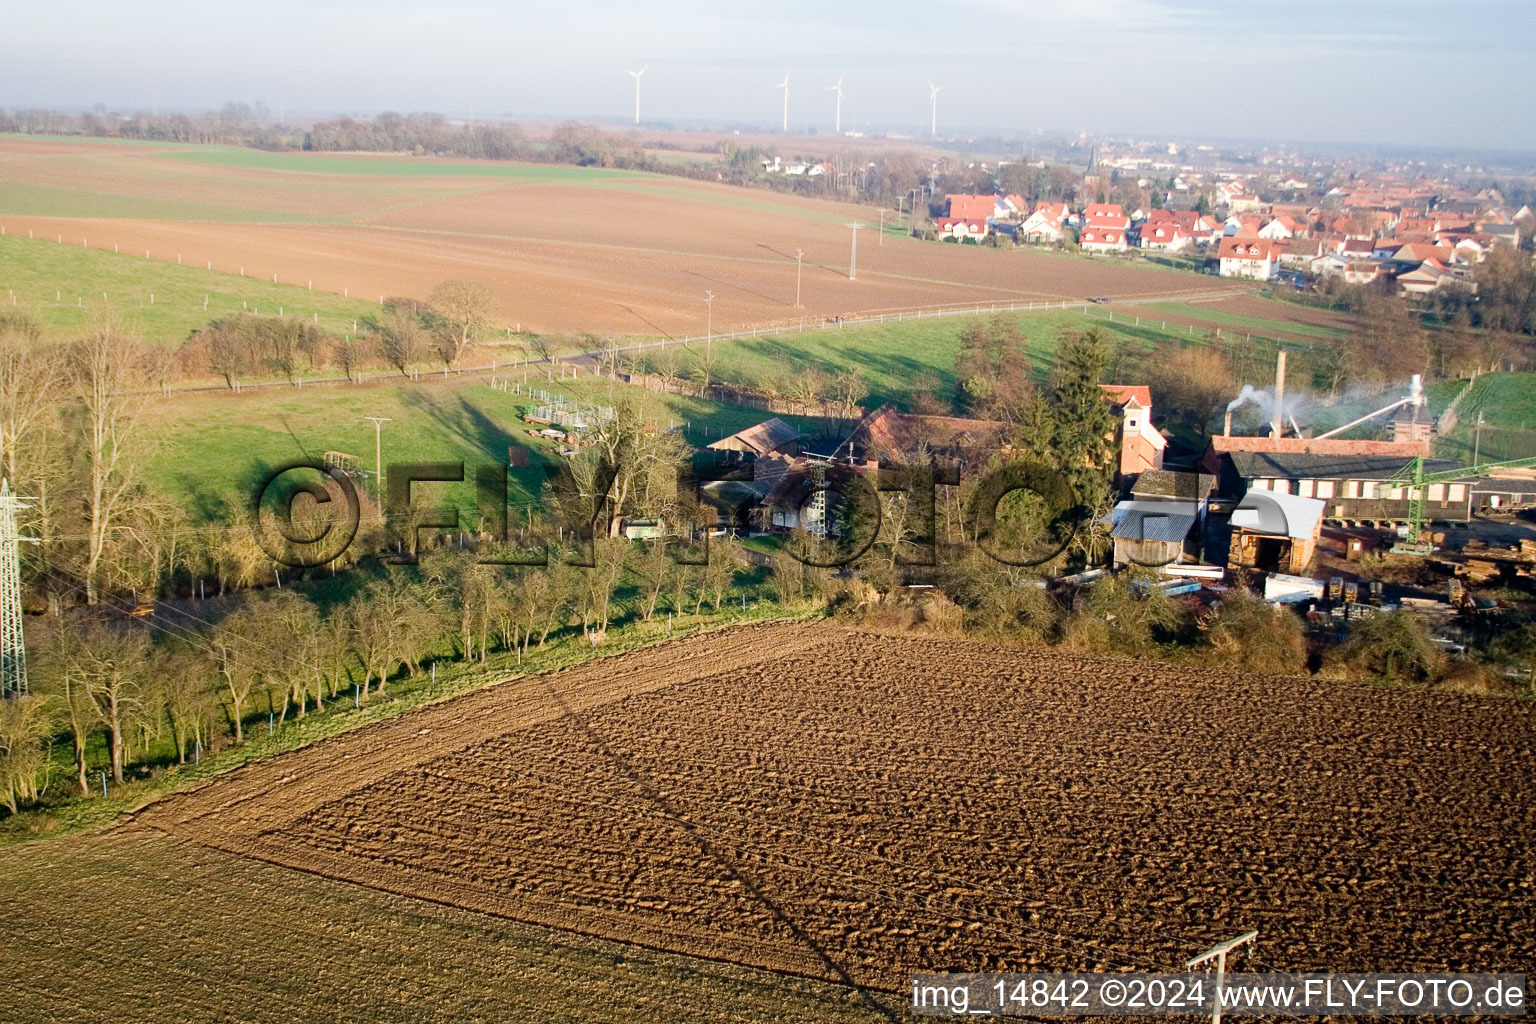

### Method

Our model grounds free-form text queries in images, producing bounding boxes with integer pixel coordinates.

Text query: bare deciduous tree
[427,280,497,367]
[378,305,430,375]
[68,315,159,604]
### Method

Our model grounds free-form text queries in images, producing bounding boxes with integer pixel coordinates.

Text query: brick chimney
[1271,351,1287,439]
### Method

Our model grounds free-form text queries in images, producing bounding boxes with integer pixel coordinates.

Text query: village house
[945,194,997,221]
[1138,221,1191,251]
[935,217,990,242]
[1259,215,1304,240]
[1018,201,1070,243]
[1279,236,1326,270]
[1218,237,1280,280]
[1397,258,1472,296]
[1079,224,1128,253]
[1083,202,1131,228]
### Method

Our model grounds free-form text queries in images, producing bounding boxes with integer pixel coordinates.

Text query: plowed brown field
[138,622,1536,995]
[1,137,1246,335]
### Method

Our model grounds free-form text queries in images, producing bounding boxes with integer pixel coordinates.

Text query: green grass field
[677,305,1315,412]
[1432,372,1536,464]
[0,181,339,223]
[1142,298,1349,340]
[0,234,388,344]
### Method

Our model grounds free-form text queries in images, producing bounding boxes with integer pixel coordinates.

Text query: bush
[1337,610,1443,683]
[1200,589,1306,674]
[1061,573,1190,653]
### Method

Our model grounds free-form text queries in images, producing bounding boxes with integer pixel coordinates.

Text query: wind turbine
[827,73,844,134]
[626,66,647,125]
[777,71,791,132]
[928,80,943,137]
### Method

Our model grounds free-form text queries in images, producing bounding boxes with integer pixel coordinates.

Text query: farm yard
[0,136,1260,339]
[9,620,1504,1024]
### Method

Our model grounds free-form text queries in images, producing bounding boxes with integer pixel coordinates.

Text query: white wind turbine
[777,71,791,132]
[626,66,647,124]
[827,73,844,134]
[928,80,943,136]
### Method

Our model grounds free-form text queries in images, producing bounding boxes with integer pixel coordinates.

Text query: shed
[707,418,802,461]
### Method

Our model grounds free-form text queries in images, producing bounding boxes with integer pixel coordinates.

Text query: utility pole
[1186,930,1257,1024]
[704,290,715,356]
[0,480,32,698]
[1473,410,1484,465]
[363,417,391,501]
[877,207,891,245]
[794,249,804,308]
[845,221,862,281]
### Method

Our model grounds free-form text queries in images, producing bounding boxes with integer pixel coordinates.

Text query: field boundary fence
[598,286,1260,361]
[1435,372,1478,435]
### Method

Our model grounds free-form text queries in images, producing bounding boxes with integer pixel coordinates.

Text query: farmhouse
[1218,237,1279,279]
[837,404,1003,469]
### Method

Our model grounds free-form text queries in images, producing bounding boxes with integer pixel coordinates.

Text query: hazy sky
[5,0,1534,150]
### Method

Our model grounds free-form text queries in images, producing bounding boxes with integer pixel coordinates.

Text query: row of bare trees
[3,535,756,812]
[187,280,500,389]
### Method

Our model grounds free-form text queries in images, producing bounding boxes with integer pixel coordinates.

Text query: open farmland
[0,137,1255,338]
[85,620,1535,1018]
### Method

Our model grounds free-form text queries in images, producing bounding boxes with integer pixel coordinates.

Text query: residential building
[1080,225,1128,253]
[936,217,990,242]
[945,194,997,221]
[1083,202,1130,228]
[1218,237,1280,279]
[1138,221,1191,251]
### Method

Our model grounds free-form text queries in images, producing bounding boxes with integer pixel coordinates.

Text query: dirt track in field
[137,622,1536,994]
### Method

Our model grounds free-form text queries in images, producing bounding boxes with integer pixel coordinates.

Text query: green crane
[1386,454,1536,554]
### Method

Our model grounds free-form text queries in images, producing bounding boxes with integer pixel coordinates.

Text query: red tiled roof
[1218,237,1278,260]
[946,194,996,220]
[1101,384,1152,409]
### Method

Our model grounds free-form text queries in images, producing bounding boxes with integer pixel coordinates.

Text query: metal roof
[1108,502,1198,543]
[1228,452,1461,481]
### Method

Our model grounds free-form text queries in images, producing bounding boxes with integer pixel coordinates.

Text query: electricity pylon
[0,479,32,697]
